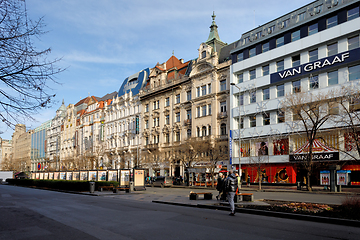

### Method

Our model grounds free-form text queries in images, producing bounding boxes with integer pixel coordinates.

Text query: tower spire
[206,11,221,43]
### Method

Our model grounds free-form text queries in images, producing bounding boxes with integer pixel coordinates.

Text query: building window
[292,55,300,67]
[202,51,206,58]
[165,97,170,107]
[197,107,200,117]
[175,132,180,142]
[202,126,207,136]
[153,100,159,110]
[176,94,180,104]
[277,60,284,72]
[153,117,159,127]
[145,104,149,112]
[328,101,339,115]
[328,71,338,86]
[262,42,269,53]
[165,133,170,143]
[201,85,206,95]
[175,112,180,122]
[208,84,211,94]
[237,52,244,62]
[263,88,270,100]
[276,36,284,47]
[292,80,301,93]
[187,129,191,138]
[237,73,243,83]
[220,124,227,135]
[249,69,256,80]
[327,43,338,56]
[277,110,285,123]
[297,12,306,22]
[249,47,256,58]
[220,101,226,112]
[327,16,337,28]
[291,30,300,42]
[309,75,319,89]
[262,65,269,76]
[185,91,190,101]
[208,104,212,115]
[308,23,318,36]
[277,84,285,97]
[235,94,244,107]
[197,87,200,97]
[309,49,318,62]
[349,64,360,81]
[349,97,360,112]
[348,35,359,51]
[250,116,256,127]
[197,127,200,137]
[145,120,149,129]
[250,91,256,103]
[186,109,191,120]
[348,6,359,21]
[202,106,207,116]
[145,137,149,145]
[165,115,169,125]
[220,80,226,91]
[263,113,270,125]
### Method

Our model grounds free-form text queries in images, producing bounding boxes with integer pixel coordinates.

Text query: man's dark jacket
[225,173,238,192]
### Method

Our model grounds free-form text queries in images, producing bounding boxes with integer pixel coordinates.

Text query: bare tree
[0,0,64,128]
[332,85,360,161]
[280,90,334,191]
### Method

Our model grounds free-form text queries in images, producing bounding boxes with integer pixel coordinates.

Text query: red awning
[292,139,337,154]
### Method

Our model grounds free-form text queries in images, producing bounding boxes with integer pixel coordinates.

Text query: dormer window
[202,51,206,59]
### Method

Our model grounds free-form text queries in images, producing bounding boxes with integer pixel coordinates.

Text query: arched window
[197,127,200,137]
[220,123,227,135]
[202,126,207,136]
[187,129,191,138]
[208,126,211,135]
[202,51,206,59]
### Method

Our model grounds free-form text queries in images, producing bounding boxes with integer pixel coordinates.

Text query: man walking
[225,170,238,216]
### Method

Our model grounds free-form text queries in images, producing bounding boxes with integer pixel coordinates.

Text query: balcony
[184,119,192,125]
[145,143,159,149]
[217,112,228,119]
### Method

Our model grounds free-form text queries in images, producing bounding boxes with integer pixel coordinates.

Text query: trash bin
[297,181,301,190]
[89,182,95,193]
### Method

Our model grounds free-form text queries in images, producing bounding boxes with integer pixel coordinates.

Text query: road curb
[152,200,360,228]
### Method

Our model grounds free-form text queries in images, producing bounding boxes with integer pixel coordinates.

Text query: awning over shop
[290,139,339,161]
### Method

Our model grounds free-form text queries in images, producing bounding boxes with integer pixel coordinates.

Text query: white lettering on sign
[279,52,350,79]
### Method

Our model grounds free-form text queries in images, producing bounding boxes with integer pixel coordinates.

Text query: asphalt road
[0,185,359,240]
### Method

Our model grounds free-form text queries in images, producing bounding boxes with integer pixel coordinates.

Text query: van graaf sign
[270,47,360,84]
[290,152,339,162]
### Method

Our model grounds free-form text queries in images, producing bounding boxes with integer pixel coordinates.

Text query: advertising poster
[73,172,80,180]
[54,172,59,180]
[35,173,40,179]
[80,171,88,181]
[49,172,54,180]
[337,170,349,186]
[108,171,118,181]
[31,173,35,179]
[89,171,97,181]
[39,173,44,179]
[320,171,330,185]
[66,172,73,180]
[120,170,130,186]
[134,170,144,187]
[44,173,49,179]
[98,171,107,181]
[60,172,66,180]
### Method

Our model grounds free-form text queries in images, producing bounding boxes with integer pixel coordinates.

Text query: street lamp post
[230,83,241,189]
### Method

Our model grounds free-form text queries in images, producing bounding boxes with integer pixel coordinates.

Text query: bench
[235,193,253,202]
[113,187,130,193]
[99,184,114,192]
[189,192,213,200]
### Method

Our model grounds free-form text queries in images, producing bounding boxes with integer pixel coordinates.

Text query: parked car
[151,176,173,188]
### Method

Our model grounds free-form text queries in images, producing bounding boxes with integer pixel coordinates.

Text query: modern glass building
[31,120,51,171]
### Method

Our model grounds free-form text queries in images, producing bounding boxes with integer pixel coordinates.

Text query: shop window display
[273,138,289,155]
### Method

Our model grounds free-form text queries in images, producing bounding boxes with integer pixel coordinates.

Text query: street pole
[230,83,241,189]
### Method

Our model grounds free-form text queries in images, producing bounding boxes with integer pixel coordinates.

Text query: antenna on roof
[172,50,174,56]
[88,92,90,97]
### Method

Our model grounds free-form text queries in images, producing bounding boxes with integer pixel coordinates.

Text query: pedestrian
[235,172,240,193]
[216,173,224,200]
[224,170,238,216]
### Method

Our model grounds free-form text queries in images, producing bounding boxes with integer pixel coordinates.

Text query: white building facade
[230,0,360,185]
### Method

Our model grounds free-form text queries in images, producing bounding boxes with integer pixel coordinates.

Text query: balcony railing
[217,112,228,119]
[184,119,191,125]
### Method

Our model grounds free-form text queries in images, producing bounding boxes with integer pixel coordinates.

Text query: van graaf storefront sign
[289,139,339,162]
[270,48,360,84]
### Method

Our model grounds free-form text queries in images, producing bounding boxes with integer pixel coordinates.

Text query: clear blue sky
[0,0,310,139]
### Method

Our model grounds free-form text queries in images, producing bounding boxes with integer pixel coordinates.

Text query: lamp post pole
[230,83,241,189]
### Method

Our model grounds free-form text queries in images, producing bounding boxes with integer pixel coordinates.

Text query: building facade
[229,0,360,185]
[0,138,12,170]
[31,120,51,171]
